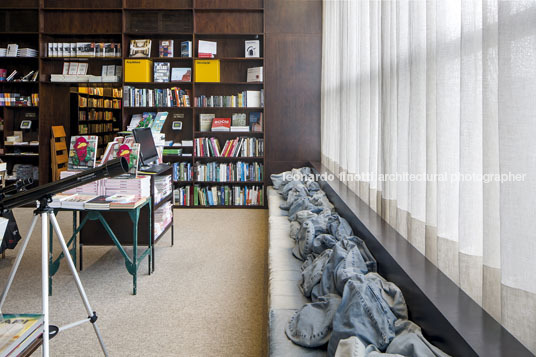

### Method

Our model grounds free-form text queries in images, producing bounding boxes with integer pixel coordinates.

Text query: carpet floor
[0,208,268,357]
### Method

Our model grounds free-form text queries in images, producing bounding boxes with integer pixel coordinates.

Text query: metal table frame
[48,197,152,295]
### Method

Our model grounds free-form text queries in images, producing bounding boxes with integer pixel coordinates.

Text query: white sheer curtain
[321,0,536,353]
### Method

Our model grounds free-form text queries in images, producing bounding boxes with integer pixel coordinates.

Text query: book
[62,194,97,209]
[127,114,143,131]
[198,40,217,58]
[154,62,170,82]
[211,118,231,132]
[194,60,220,82]
[68,135,98,170]
[101,141,118,164]
[151,112,169,133]
[171,67,191,82]
[181,41,192,57]
[77,62,88,75]
[85,195,111,210]
[247,66,263,82]
[245,40,260,58]
[0,314,43,356]
[246,90,261,107]
[137,112,156,128]
[6,44,18,57]
[231,113,247,126]
[76,42,94,57]
[199,114,215,132]
[230,126,249,132]
[249,112,263,132]
[159,40,174,57]
[109,196,147,209]
[68,63,79,75]
[130,39,151,58]
[106,193,135,203]
[115,142,140,175]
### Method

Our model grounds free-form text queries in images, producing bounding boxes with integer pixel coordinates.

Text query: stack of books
[154,201,173,236]
[104,176,151,197]
[18,48,38,57]
[153,175,172,205]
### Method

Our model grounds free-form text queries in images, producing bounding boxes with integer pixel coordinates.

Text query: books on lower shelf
[123,86,191,108]
[195,161,263,182]
[194,185,263,207]
[194,137,264,158]
[194,90,263,108]
[0,313,44,357]
[174,186,192,206]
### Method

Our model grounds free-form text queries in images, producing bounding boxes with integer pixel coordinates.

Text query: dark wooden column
[265,0,322,178]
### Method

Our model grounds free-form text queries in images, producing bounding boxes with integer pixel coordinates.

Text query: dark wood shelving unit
[1,0,267,208]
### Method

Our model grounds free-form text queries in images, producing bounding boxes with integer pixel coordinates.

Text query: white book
[245,40,260,58]
[246,90,261,107]
[62,62,70,75]
[58,43,63,57]
[63,43,70,57]
[247,66,263,82]
[53,43,59,58]
[71,43,77,57]
[68,62,79,75]
[6,44,18,57]
[198,40,217,57]
[48,43,53,57]
[77,62,88,75]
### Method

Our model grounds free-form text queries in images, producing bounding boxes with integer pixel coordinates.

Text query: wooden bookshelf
[0,0,275,208]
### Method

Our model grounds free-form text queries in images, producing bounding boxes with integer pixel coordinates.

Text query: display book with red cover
[211,118,231,132]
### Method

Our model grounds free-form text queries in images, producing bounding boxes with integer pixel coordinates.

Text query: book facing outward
[211,118,231,132]
[106,194,147,209]
[199,114,215,132]
[0,314,43,357]
[159,40,174,58]
[68,135,98,170]
[130,40,151,58]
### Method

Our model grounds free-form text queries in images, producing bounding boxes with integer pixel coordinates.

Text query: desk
[48,197,152,295]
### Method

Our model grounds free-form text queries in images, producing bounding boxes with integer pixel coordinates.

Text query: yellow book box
[194,60,220,82]
[124,59,153,82]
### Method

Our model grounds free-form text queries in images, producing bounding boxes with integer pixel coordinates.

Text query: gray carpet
[0,208,268,356]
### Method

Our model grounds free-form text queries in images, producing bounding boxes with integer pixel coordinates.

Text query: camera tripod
[0,196,108,357]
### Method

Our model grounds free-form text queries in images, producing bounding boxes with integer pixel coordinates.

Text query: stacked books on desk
[59,171,151,197]
[49,193,148,210]
[0,313,43,356]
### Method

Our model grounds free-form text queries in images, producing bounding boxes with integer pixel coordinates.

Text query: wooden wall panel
[195,11,263,33]
[265,0,322,178]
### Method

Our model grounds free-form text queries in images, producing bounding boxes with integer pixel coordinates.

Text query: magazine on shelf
[0,314,44,357]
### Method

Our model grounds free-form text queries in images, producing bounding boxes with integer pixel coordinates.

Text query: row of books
[194,90,263,108]
[174,185,264,207]
[123,86,191,108]
[0,93,39,107]
[78,86,123,98]
[79,110,116,122]
[0,69,38,82]
[195,162,263,182]
[126,112,168,133]
[194,137,264,158]
[173,162,193,182]
[46,42,121,58]
[0,44,37,57]
[154,63,191,82]
[78,123,117,134]
[50,193,147,210]
[197,39,261,58]
[79,96,121,109]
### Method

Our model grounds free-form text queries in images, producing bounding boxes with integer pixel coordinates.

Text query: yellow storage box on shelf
[194,59,220,82]
[124,59,153,82]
